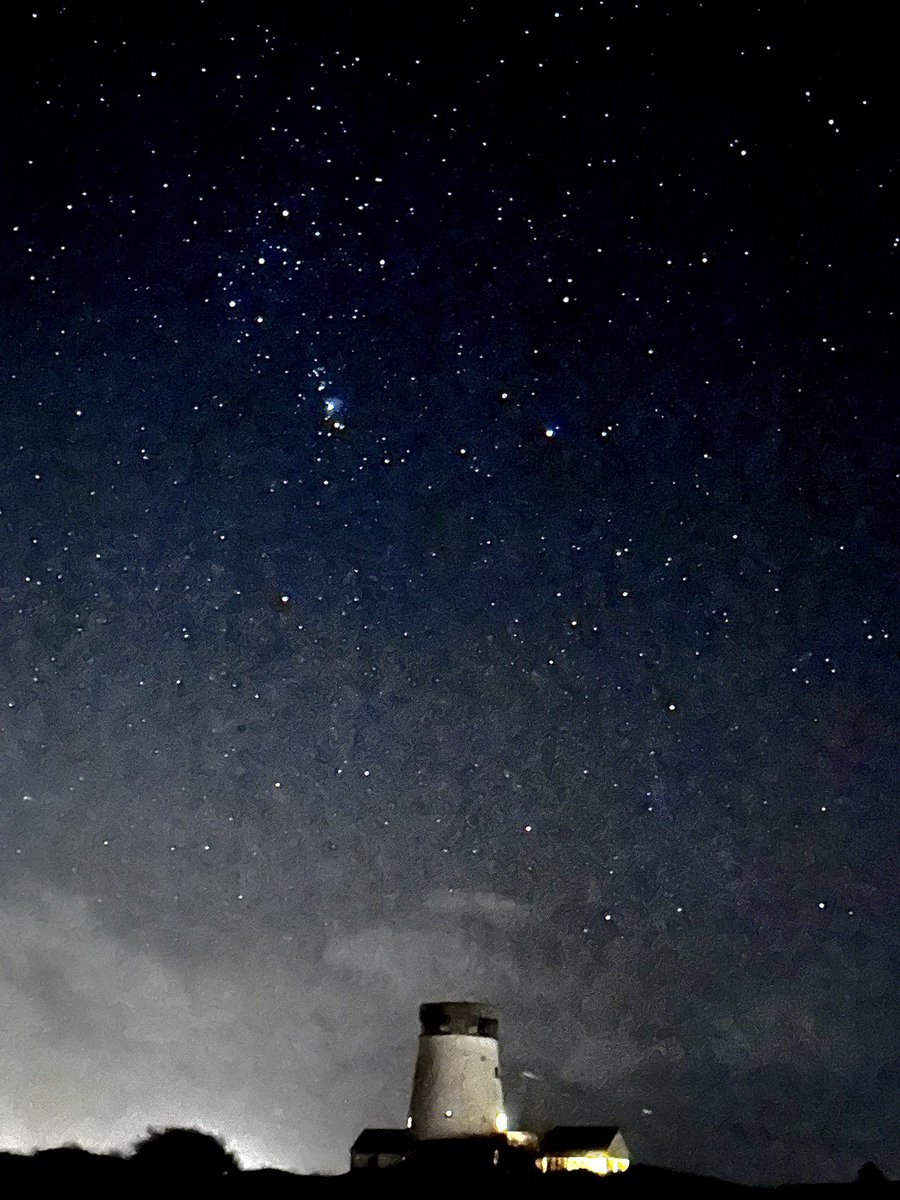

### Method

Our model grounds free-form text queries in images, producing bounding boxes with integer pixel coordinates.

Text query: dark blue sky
[0,1,897,1183]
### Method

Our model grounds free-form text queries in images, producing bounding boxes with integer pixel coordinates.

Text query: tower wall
[408,1002,505,1140]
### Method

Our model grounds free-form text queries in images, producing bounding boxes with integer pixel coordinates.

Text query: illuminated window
[539,1152,629,1176]
[564,1155,608,1175]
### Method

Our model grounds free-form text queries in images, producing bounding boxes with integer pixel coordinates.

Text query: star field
[0,1,897,1184]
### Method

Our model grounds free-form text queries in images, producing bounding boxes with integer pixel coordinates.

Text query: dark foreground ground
[0,1148,896,1197]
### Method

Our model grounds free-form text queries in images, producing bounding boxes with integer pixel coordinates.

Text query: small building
[350,1130,507,1173]
[350,1129,414,1171]
[538,1126,631,1176]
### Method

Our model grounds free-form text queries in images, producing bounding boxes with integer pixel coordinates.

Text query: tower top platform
[418,1001,499,1039]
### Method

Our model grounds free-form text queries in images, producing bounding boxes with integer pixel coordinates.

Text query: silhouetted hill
[0,1129,896,1196]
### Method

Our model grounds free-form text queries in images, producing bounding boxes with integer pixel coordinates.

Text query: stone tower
[408,1001,506,1140]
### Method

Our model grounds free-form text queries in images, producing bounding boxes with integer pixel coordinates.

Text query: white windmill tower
[407,1001,507,1140]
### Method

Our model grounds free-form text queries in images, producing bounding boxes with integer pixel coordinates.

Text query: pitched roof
[540,1126,622,1154]
[350,1129,413,1156]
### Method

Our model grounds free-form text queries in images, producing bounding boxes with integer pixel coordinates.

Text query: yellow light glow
[539,1153,630,1176]
[495,1112,508,1134]
[505,1130,539,1149]
[565,1155,608,1175]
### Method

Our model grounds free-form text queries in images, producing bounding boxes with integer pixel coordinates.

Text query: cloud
[321,888,529,1009]
[424,888,530,925]
[0,881,332,1171]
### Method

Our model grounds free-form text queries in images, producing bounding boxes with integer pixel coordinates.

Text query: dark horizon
[1,1123,896,1190]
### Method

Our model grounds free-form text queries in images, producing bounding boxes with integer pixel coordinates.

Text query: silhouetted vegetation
[131,1125,240,1182]
[0,1129,895,1196]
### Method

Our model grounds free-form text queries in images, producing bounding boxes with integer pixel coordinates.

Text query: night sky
[1,1,897,1185]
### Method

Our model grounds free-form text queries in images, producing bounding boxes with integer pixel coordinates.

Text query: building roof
[540,1126,623,1154]
[350,1129,413,1156]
